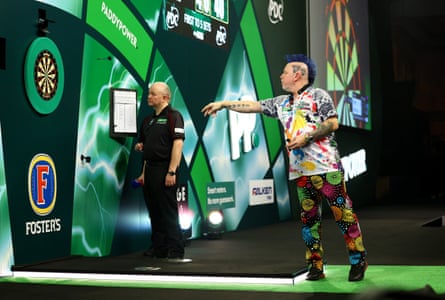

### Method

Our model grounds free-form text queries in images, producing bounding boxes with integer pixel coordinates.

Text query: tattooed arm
[306,117,339,143]
[201,100,262,117]
[287,117,339,150]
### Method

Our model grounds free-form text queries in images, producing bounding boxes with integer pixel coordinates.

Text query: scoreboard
[194,0,229,23]
[164,0,229,49]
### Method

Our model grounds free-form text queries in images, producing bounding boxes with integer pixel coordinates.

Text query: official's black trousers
[143,162,184,258]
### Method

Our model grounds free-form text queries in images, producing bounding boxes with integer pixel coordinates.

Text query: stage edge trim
[11,270,308,285]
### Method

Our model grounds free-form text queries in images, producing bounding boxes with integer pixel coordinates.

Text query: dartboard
[34,50,58,100]
[24,37,64,114]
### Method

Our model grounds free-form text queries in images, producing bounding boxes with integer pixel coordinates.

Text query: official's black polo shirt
[138,105,185,163]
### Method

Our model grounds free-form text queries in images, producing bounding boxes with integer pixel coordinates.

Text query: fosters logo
[28,153,57,215]
[27,153,61,235]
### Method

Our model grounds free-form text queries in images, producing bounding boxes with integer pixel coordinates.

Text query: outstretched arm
[201,100,262,117]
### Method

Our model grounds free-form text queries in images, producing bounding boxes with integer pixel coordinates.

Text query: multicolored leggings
[296,170,366,268]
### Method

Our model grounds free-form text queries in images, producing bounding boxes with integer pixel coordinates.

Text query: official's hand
[136,174,144,185]
[201,102,223,117]
[165,173,176,187]
[134,142,144,152]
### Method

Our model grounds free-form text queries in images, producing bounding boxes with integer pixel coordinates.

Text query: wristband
[304,133,313,144]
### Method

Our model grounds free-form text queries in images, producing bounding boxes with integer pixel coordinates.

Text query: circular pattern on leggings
[326,171,342,185]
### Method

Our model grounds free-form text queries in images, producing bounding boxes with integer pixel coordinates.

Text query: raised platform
[11,202,445,286]
[11,221,309,285]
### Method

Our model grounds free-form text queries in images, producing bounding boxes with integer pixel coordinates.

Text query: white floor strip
[11,270,308,285]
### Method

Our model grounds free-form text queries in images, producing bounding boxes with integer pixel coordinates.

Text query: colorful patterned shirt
[260,86,341,180]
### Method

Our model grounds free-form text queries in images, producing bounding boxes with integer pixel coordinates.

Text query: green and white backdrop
[0,0,377,274]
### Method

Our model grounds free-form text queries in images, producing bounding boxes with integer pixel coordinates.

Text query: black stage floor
[5,201,445,300]
[11,219,308,283]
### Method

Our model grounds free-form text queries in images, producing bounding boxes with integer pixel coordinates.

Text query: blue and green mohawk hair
[285,54,317,85]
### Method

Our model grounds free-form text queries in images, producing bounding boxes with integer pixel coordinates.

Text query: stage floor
[10,201,445,286]
[4,201,445,300]
[11,220,309,284]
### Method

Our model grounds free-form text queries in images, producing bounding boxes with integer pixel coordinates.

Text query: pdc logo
[28,153,57,216]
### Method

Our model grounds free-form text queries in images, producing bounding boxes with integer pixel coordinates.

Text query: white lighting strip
[12,270,308,285]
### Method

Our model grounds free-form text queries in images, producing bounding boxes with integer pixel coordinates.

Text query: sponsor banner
[342,149,367,182]
[206,181,235,211]
[249,179,274,206]
[26,154,64,236]
[85,0,153,79]
[19,153,71,263]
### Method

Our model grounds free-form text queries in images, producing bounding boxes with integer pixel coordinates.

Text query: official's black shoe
[143,248,154,257]
[167,252,184,260]
[348,261,368,281]
[143,248,167,258]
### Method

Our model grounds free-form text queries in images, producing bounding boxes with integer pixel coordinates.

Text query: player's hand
[286,134,306,150]
[201,102,223,117]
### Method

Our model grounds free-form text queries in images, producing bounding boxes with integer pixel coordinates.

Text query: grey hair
[149,81,171,98]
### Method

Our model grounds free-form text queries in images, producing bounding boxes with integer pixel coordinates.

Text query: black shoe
[348,261,368,281]
[167,253,184,259]
[143,248,167,258]
[306,267,325,281]
[143,248,155,257]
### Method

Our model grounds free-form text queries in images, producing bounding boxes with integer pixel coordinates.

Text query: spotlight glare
[208,211,223,225]
[179,213,192,230]
[201,210,225,239]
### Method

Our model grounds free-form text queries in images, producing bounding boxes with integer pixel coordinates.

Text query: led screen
[309,0,372,130]
[164,0,229,49]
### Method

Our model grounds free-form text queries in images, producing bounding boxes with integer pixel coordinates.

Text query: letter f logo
[36,165,49,205]
[28,153,57,216]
